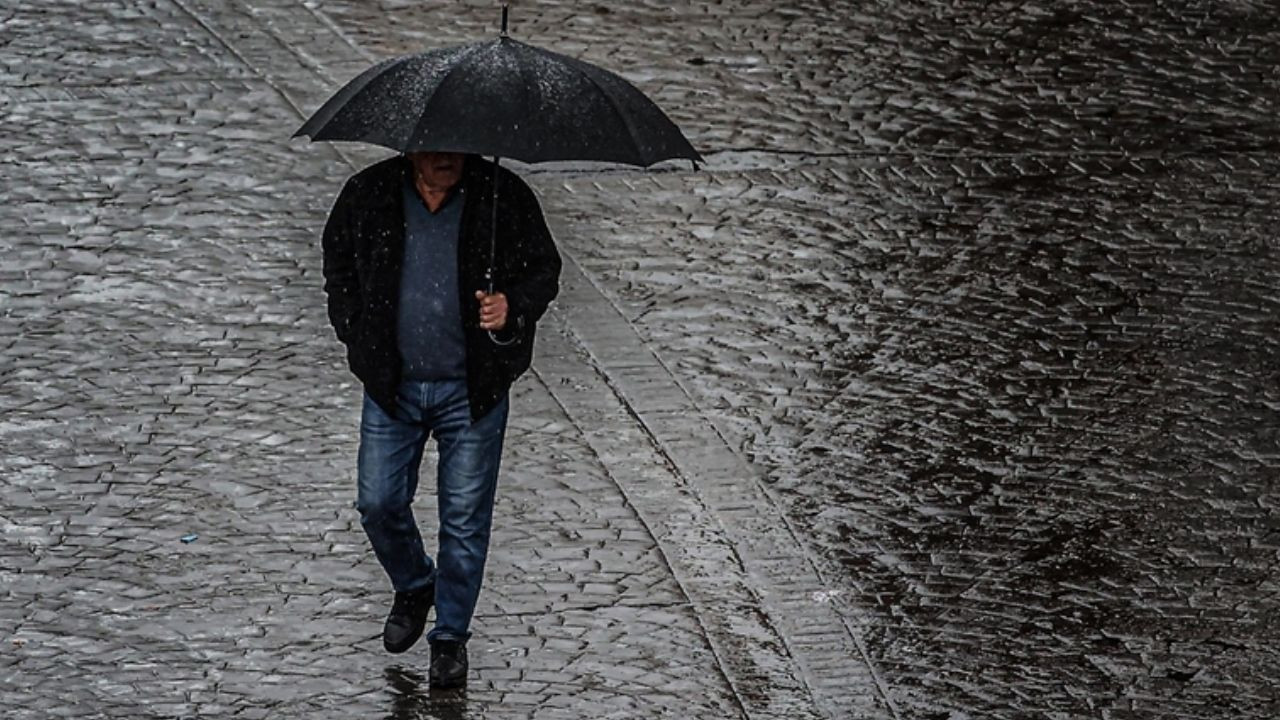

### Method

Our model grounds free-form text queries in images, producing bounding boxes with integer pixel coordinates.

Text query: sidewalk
[0,1,875,718]
[18,1,1274,717]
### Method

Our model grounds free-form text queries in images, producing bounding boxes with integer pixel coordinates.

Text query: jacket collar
[365,155,411,212]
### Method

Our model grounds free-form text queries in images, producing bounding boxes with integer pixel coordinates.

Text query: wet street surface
[3,1,1280,718]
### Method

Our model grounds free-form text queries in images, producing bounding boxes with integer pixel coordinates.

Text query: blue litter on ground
[180,534,199,544]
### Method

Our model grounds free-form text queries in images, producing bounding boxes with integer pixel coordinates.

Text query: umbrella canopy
[293,35,701,167]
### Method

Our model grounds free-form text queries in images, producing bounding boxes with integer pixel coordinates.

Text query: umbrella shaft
[485,154,518,347]
[487,155,501,295]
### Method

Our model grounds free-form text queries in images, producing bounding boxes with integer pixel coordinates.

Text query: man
[321,151,561,688]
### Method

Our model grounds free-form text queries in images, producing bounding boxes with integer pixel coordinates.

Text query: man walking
[321,151,561,688]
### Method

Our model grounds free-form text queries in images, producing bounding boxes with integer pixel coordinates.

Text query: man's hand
[476,290,508,331]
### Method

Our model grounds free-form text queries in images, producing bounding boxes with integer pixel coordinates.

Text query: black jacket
[321,154,562,421]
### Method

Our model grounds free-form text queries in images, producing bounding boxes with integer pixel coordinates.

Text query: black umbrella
[295,6,699,342]
[294,12,700,167]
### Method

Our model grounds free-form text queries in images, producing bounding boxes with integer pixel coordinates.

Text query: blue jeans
[356,379,509,643]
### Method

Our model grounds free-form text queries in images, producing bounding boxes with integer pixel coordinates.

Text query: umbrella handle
[486,155,518,346]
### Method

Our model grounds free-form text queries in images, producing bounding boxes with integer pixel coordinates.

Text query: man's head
[408,151,465,193]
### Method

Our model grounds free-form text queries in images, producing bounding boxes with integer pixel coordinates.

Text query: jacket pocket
[345,318,369,379]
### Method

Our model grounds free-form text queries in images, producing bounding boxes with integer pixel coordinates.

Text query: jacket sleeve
[321,179,363,345]
[500,179,562,336]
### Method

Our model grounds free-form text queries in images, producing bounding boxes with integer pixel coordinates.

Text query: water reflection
[384,666,470,720]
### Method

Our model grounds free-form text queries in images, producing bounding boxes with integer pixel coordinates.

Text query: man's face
[408,151,465,192]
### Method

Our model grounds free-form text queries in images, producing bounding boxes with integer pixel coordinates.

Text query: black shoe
[382,583,434,654]
[429,639,468,688]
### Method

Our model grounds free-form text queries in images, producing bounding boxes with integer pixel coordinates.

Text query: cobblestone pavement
[0,2,800,718]
[4,1,1280,719]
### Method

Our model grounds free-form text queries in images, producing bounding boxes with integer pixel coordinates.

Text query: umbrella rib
[405,41,493,152]
[562,59,648,166]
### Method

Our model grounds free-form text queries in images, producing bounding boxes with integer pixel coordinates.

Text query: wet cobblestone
[326,0,1280,716]
[5,0,1280,718]
[1,2,753,717]
[543,154,1280,717]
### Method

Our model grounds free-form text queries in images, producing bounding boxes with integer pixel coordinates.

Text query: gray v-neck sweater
[396,179,467,380]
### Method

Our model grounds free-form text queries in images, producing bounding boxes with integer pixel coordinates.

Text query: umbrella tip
[501,4,509,37]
